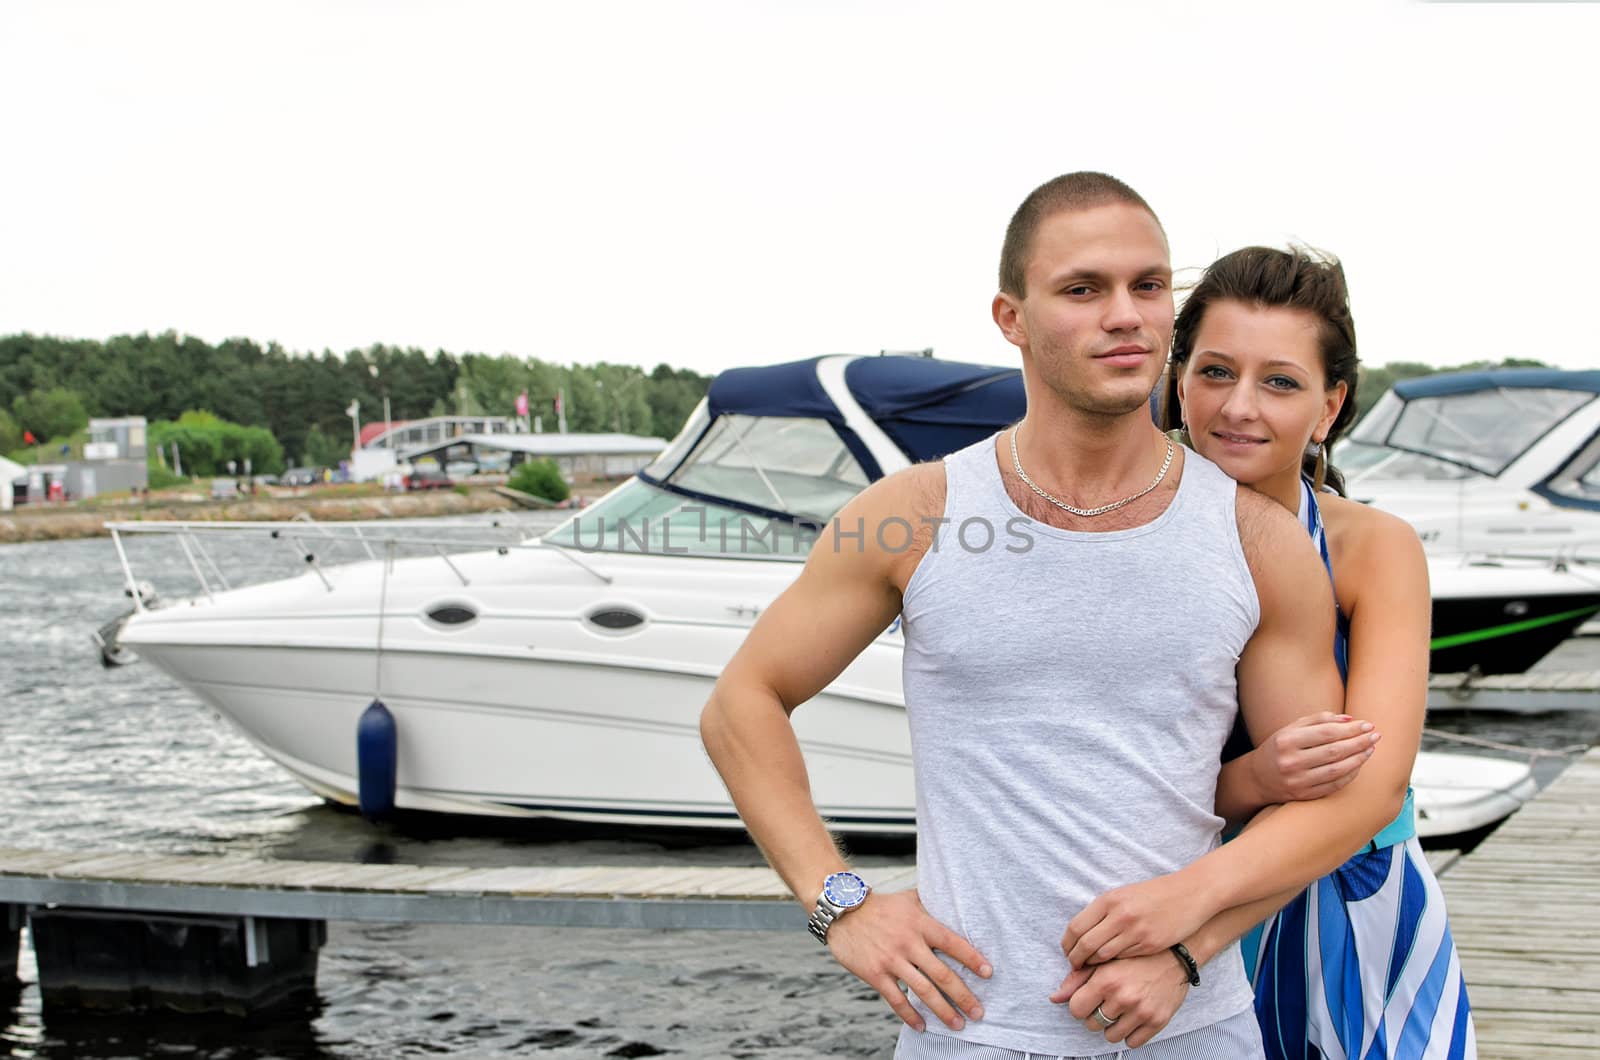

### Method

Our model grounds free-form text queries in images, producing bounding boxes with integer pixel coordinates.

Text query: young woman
[1058,247,1475,1058]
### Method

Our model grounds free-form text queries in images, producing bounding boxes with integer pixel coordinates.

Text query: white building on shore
[0,455,25,511]
[402,432,667,479]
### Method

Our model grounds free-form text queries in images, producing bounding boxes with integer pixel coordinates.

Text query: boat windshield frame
[1346,385,1595,481]
[540,403,880,561]
[539,475,821,562]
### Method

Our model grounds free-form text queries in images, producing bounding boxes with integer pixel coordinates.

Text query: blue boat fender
[356,699,397,820]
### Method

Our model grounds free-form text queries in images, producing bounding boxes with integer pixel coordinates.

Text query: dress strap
[1303,478,1416,850]
[1298,479,1349,683]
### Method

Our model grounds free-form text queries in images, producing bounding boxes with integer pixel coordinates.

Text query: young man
[701,174,1371,1057]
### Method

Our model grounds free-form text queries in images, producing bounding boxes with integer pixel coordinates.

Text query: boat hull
[118,546,1536,840]
[1430,590,1600,675]
[132,639,915,832]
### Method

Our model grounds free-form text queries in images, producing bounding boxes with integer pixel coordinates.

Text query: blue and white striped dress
[1237,479,1478,1060]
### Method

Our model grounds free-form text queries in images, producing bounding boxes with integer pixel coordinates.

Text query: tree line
[0,332,712,466]
[0,330,1553,470]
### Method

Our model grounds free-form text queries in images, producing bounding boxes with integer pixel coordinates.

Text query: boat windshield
[541,477,821,559]
[662,414,869,519]
[1545,431,1600,504]
[541,414,871,558]
[1345,386,1592,479]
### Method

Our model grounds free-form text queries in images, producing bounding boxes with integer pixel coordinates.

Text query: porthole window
[425,603,478,627]
[587,607,646,631]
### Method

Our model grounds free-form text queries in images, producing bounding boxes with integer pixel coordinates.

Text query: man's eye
[1065,285,1093,296]
[1136,281,1166,292]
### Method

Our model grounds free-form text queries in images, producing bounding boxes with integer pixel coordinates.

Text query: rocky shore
[0,488,517,544]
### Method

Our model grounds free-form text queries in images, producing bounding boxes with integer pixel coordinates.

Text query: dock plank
[1444,747,1600,1055]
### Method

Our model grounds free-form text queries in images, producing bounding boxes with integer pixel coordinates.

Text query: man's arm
[699,464,990,1033]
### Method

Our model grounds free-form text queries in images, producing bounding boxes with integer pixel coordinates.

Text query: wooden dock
[1442,746,1600,1058]
[1428,668,1600,712]
[0,849,916,932]
[2,748,1596,1037]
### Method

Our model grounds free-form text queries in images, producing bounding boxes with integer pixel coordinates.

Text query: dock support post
[29,908,326,1015]
[2,904,20,989]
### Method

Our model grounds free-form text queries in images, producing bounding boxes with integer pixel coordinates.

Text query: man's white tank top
[899,433,1260,1054]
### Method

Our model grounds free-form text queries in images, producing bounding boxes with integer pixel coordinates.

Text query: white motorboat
[1343,369,1600,672]
[109,354,1541,836]
[1408,753,1539,840]
[1344,369,1600,557]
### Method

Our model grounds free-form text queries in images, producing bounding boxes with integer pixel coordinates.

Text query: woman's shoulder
[1322,494,1427,584]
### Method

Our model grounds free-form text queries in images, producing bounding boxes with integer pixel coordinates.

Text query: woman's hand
[1061,872,1214,967]
[1250,712,1379,803]
[1050,952,1192,1048]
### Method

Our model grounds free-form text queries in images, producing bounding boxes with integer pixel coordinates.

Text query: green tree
[302,423,349,468]
[646,363,710,439]
[0,408,19,453]
[147,410,286,477]
[509,458,570,502]
[12,386,88,442]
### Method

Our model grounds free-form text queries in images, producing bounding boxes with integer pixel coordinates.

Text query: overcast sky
[3,1,1597,376]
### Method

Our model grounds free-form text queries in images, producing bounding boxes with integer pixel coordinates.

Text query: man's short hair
[998,172,1163,298]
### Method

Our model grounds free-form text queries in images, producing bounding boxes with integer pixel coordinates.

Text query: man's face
[994,203,1174,419]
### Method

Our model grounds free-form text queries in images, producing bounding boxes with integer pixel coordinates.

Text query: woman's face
[1177,300,1347,490]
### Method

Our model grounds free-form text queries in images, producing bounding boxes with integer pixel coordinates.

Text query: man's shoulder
[1232,485,1302,549]
[1232,487,1327,604]
[845,459,947,524]
[812,461,948,586]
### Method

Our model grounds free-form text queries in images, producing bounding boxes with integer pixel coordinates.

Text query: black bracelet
[1169,943,1201,986]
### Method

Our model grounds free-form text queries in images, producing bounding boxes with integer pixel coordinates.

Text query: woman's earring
[1311,441,1327,492]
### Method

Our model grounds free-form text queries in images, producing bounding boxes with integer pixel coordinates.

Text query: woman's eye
[1266,376,1301,391]
[1199,365,1231,380]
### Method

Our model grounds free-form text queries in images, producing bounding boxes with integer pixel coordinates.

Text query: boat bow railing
[103,518,564,610]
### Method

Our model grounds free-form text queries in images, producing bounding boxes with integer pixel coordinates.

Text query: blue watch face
[823,871,868,908]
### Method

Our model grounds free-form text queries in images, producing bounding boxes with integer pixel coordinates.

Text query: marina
[3,533,1599,1056]
[7,364,1600,1056]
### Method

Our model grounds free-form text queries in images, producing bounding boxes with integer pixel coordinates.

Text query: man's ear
[993,292,1027,349]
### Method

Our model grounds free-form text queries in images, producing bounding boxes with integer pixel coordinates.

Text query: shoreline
[0,488,520,544]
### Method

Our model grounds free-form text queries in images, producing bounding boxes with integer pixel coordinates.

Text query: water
[2,525,1598,1058]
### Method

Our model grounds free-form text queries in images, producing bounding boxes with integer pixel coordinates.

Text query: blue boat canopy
[844,357,1024,463]
[705,357,843,423]
[702,354,1026,473]
[1394,369,1600,400]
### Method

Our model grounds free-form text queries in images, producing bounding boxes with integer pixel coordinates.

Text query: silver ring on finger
[1092,1004,1118,1029]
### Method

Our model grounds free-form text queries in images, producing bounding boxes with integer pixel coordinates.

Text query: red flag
[515,391,529,417]
[23,429,35,445]
[553,392,563,416]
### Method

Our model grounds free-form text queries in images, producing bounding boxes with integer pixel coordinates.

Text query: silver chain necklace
[1009,426,1175,518]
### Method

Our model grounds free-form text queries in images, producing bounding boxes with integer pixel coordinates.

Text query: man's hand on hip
[826,888,991,1033]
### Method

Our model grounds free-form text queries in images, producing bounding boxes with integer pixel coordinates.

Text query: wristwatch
[807,870,871,945]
